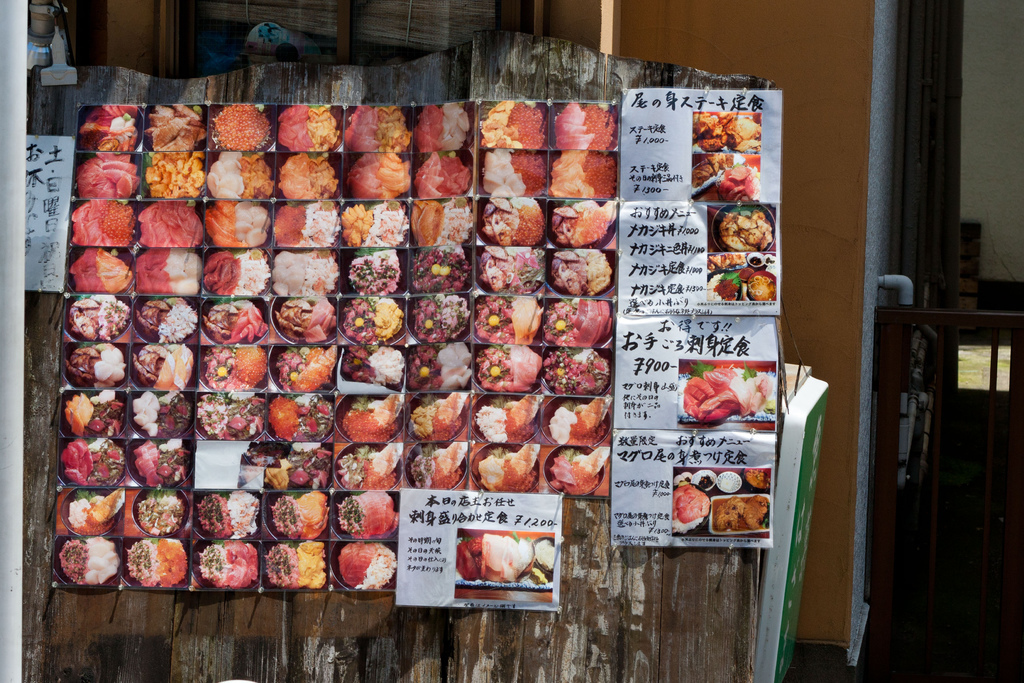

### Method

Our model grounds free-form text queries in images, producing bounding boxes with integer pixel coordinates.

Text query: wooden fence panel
[24,31,772,683]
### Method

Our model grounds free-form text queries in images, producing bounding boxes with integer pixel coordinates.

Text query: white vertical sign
[25,135,73,291]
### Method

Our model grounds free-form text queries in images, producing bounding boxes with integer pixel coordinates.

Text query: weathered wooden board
[24,31,770,683]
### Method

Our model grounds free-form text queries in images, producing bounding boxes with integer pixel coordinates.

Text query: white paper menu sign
[25,135,73,291]
[613,315,779,432]
[618,89,782,317]
[618,201,781,317]
[396,490,562,611]
[617,95,692,200]
[611,429,775,548]
[620,88,782,203]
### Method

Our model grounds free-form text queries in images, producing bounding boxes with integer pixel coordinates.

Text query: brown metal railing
[869,308,1024,683]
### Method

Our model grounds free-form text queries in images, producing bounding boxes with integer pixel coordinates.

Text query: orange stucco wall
[89,0,156,73]
[613,2,875,645]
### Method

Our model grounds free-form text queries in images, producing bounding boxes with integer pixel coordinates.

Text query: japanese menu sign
[611,429,775,548]
[25,135,73,291]
[618,88,782,316]
[52,100,616,593]
[396,489,562,610]
[612,88,783,549]
[613,315,779,431]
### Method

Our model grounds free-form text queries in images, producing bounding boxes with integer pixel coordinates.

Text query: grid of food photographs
[690,111,779,305]
[54,99,619,592]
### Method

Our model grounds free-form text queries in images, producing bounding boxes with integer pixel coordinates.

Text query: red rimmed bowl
[53,535,122,587]
[262,490,330,541]
[191,490,263,541]
[64,294,132,342]
[542,445,609,496]
[190,539,261,590]
[406,392,470,442]
[62,341,129,390]
[60,487,125,537]
[271,296,338,345]
[330,540,398,591]
[469,444,541,493]
[128,390,195,439]
[201,297,270,344]
[332,490,401,540]
[120,537,191,588]
[269,345,338,393]
[335,395,405,444]
[125,438,194,488]
[403,443,469,491]
[539,396,612,446]
[57,437,128,487]
[131,488,191,538]
[59,390,127,439]
[470,393,541,444]
[133,296,201,344]
[333,442,404,491]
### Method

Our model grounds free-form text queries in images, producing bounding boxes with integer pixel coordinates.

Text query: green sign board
[755,375,828,683]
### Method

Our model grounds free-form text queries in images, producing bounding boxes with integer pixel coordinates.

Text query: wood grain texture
[25,32,770,682]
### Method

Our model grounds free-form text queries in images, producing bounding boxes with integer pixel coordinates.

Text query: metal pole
[1,2,27,682]
[941,0,963,312]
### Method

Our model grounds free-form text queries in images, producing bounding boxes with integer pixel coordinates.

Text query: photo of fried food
[707,253,747,273]
[711,494,769,533]
[693,112,762,153]
[692,153,732,188]
[714,206,774,252]
[744,468,771,490]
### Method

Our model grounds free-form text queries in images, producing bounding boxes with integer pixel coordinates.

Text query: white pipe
[898,330,927,488]
[918,387,935,477]
[910,329,926,394]
[898,413,911,489]
[914,391,928,437]
[2,2,26,681]
[918,323,938,347]
[878,273,915,306]
[28,2,55,38]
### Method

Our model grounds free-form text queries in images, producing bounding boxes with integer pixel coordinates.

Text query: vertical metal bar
[978,328,999,675]
[180,0,195,76]
[941,1,964,312]
[899,0,925,285]
[915,0,936,304]
[533,0,549,36]
[997,329,1024,682]
[0,2,26,680]
[599,0,621,55]
[336,0,352,64]
[926,0,948,308]
[500,0,522,31]
[924,326,946,672]
[869,322,909,680]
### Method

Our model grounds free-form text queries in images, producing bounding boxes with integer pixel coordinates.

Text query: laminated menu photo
[396,489,562,610]
[610,429,775,548]
[53,99,617,596]
[614,315,779,432]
